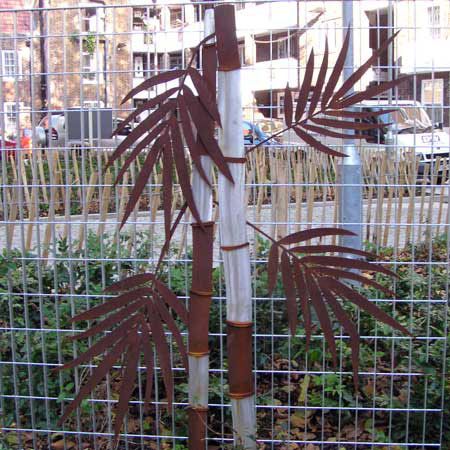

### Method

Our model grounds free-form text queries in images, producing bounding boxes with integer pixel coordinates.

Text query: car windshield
[377,105,432,132]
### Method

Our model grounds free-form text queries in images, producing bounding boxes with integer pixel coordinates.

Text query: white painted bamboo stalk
[218,56,256,450]
[187,9,214,447]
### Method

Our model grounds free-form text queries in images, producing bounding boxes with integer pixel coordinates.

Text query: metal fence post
[338,0,362,252]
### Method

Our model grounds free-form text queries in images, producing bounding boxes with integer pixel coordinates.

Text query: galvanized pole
[338,1,362,252]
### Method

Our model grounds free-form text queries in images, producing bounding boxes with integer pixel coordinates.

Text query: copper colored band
[190,289,213,297]
[229,391,254,400]
[224,156,247,163]
[226,320,253,328]
[188,407,207,450]
[221,242,249,251]
[214,5,241,72]
[191,221,215,228]
[227,322,254,398]
[188,351,210,357]
[189,405,209,412]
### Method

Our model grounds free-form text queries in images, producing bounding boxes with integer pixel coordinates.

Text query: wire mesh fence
[0,1,449,449]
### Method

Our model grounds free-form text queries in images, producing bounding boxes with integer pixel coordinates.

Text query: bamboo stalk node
[221,242,250,251]
[226,320,253,328]
[188,351,210,357]
[224,156,247,163]
[191,221,215,228]
[190,289,213,297]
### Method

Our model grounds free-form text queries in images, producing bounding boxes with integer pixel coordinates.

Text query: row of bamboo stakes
[1,146,449,256]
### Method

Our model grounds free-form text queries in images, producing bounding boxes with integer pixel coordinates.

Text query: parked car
[0,136,17,157]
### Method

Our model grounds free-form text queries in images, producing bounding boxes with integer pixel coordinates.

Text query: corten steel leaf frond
[107,32,232,236]
[55,273,189,436]
[247,222,410,387]
[247,30,410,156]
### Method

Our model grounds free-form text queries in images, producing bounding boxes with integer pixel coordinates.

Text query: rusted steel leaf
[300,255,397,278]
[267,244,279,295]
[302,123,366,140]
[120,137,163,229]
[311,117,389,131]
[147,303,174,408]
[114,330,140,436]
[284,84,293,127]
[56,317,137,371]
[293,263,312,349]
[321,26,350,108]
[106,273,155,293]
[177,95,211,186]
[331,31,400,106]
[324,277,410,336]
[309,38,328,116]
[278,227,355,245]
[183,86,233,183]
[319,280,360,388]
[295,50,314,122]
[140,323,155,407]
[336,76,411,109]
[289,244,373,259]
[325,109,398,119]
[305,270,337,367]
[293,127,347,158]
[59,337,128,424]
[114,122,167,185]
[113,88,178,136]
[121,70,185,105]
[281,252,298,336]
[153,297,188,371]
[70,287,153,322]
[170,119,202,225]
[162,133,173,242]
[312,266,395,297]
[188,67,221,126]
[66,298,146,342]
[154,278,188,325]
[106,100,174,170]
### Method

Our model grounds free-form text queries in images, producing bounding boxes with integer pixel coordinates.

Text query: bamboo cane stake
[291,149,303,232]
[6,185,19,250]
[374,153,387,247]
[436,160,447,236]
[77,171,98,251]
[71,149,82,205]
[114,171,129,243]
[25,187,37,252]
[382,158,395,247]
[425,157,441,244]
[216,6,256,447]
[97,170,113,237]
[37,148,48,203]
[365,154,375,242]
[417,163,430,242]
[404,153,417,246]
[394,159,406,249]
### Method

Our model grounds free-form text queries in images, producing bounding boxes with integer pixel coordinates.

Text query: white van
[284,100,449,181]
[354,100,449,181]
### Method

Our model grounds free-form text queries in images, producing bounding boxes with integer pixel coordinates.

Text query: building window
[170,8,183,28]
[236,0,246,11]
[169,52,182,69]
[422,78,444,124]
[238,43,245,66]
[4,102,20,135]
[81,2,105,34]
[82,51,103,83]
[1,50,22,79]
[427,6,440,39]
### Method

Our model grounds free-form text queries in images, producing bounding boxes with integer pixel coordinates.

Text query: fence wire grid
[0,1,449,449]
